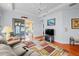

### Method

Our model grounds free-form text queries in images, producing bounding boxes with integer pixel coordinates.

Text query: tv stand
[45,35,54,42]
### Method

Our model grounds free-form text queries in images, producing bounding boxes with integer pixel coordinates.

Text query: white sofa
[0,44,16,56]
[0,35,40,56]
[70,36,79,45]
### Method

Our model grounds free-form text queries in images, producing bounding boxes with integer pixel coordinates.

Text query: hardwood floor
[34,36,79,56]
[52,41,79,56]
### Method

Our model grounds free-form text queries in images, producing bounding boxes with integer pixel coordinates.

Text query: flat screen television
[45,29,54,35]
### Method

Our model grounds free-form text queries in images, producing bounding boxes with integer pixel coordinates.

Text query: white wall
[2,5,79,43]
[0,9,3,26]
[1,10,43,36]
[42,11,64,43]
[63,8,79,44]
[42,8,79,44]
[2,11,36,27]
[33,19,43,36]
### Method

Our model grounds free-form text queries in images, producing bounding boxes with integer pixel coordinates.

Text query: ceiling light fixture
[38,3,46,17]
[12,3,15,10]
[38,3,42,14]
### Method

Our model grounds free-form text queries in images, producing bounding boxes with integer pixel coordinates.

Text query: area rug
[25,40,69,56]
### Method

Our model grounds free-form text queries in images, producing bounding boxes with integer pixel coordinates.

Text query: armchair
[70,36,79,45]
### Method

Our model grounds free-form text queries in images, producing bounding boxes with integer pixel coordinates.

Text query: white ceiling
[15,3,62,15]
[0,3,79,17]
[0,3,62,16]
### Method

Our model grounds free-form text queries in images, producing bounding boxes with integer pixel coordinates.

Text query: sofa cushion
[0,50,16,56]
[24,50,33,56]
[24,50,40,56]
[12,43,26,56]
[0,44,16,56]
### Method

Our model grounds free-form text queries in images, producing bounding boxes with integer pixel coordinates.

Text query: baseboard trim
[33,36,43,38]
[33,36,70,44]
[55,41,68,45]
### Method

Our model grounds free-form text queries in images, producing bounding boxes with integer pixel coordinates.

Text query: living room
[0,3,79,56]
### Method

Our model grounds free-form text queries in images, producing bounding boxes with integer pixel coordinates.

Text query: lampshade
[2,26,13,34]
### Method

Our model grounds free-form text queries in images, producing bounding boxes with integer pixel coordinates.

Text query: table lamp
[1,26,13,40]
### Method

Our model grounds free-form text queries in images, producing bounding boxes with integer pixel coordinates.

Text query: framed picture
[47,18,56,26]
[71,18,79,29]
